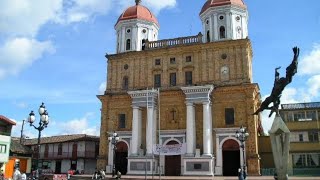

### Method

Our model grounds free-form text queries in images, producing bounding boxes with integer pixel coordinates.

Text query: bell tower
[115,0,159,53]
[199,0,248,43]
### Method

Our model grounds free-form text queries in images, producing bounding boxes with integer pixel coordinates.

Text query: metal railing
[33,151,98,159]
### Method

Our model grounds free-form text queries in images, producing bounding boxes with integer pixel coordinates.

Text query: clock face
[221,66,229,75]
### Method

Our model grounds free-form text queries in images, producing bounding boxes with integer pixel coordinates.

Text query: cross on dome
[135,0,141,5]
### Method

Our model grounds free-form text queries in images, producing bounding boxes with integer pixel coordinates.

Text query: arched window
[126,39,131,50]
[142,39,146,50]
[220,26,226,39]
[123,76,129,90]
[207,30,210,42]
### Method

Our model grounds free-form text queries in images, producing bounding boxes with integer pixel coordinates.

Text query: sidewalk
[71,174,320,180]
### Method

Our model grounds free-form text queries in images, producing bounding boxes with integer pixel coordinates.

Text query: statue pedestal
[269,115,290,180]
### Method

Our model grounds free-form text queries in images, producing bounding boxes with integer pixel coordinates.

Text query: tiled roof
[200,0,246,15]
[0,115,16,125]
[23,134,99,145]
[10,138,33,154]
[115,4,159,27]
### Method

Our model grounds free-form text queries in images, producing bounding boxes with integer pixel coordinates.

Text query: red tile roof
[200,0,246,15]
[23,134,99,145]
[115,4,159,27]
[0,115,16,125]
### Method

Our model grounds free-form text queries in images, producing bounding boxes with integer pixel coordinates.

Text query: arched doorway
[115,141,128,175]
[222,139,240,176]
[165,140,181,176]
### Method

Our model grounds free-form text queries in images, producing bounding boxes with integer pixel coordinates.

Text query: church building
[97,0,264,176]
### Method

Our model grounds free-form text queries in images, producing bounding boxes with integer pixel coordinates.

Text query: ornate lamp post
[235,126,249,180]
[27,102,49,175]
[108,132,120,177]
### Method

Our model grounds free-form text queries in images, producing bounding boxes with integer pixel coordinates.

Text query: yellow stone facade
[97,38,263,175]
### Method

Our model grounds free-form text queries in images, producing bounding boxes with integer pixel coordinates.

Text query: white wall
[84,159,96,174]
[61,160,70,173]
[76,159,84,172]
[0,135,11,163]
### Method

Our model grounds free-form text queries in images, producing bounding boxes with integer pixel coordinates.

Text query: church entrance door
[115,142,128,175]
[165,140,181,176]
[222,139,240,176]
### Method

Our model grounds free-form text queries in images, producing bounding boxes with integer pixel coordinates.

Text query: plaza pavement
[71,174,320,180]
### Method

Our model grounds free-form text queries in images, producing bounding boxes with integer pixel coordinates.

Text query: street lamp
[235,126,249,180]
[108,131,120,177]
[27,102,49,176]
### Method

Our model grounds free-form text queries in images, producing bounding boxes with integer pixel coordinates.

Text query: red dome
[115,4,159,27]
[200,0,246,15]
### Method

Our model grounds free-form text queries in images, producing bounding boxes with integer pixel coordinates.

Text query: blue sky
[1,0,320,138]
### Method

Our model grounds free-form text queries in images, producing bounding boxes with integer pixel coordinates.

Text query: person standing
[20,171,26,180]
[13,167,22,180]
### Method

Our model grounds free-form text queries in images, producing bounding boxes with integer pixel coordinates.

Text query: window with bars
[225,108,235,125]
[185,71,192,86]
[154,74,161,88]
[170,73,176,86]
[118,114,126,129]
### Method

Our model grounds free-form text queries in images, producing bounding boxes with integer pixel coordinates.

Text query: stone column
[186,102,195,156]
[213,14,218,41]
[131,106,141,156]
[108,141,113,165]
[146,105,154,155]
[121,26,126,52]
[203,101,213,156]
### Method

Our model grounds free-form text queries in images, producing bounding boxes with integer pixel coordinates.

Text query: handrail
[145,32,203,50]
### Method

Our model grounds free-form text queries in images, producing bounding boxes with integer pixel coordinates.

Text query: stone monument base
[269,115,290,180]
[182,156,215,176]
[127,156,158,175]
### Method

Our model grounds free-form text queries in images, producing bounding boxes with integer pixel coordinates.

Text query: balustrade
[145,33,202,50]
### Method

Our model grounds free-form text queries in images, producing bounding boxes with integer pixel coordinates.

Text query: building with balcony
[97,0,264,177]
[23,134,99,174]
[0,115,16,176]
[279,102,320,176]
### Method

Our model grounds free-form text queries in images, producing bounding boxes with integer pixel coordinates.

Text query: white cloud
[143,0,177,14]
[58,0,112,24]
[299,44,320,75]
[98,82,106,95]
[0,38,55,79]
[307,75,320,97]
[111,0,177,15]
[0,0,112,37]
[0,0,63,37]
[57,112,100,136]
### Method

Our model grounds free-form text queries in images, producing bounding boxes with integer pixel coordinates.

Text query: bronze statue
[253,47,300,117]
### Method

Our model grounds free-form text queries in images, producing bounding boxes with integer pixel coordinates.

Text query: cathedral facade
[97,0,263,176]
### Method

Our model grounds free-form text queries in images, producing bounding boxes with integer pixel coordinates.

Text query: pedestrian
[13,167,22,180]
[20,170,26,180]
[92,168,98,179]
